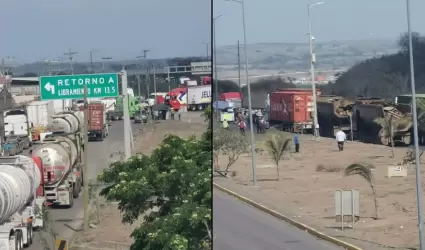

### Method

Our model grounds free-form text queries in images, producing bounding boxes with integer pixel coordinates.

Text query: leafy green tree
[98,108,212,250]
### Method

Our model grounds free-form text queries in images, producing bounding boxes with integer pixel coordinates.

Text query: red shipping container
[270,91,313,123]
[88,103,105,131]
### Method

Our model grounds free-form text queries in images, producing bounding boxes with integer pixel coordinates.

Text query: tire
[73,182,80,198]
[65,189,74,208]
[24,223,33,247]
[16,230,23,250]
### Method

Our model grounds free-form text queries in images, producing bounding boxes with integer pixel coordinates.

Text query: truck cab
[3,108,32,149]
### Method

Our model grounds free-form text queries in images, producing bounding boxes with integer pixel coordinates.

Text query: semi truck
[187,85,211,111]
[27,100,55,144]
[3,108,32,149]
[269,89,317,133]
[110,96,139,120]
[31,111,83,208]
[87,102,108,141]
[0,155,45,249]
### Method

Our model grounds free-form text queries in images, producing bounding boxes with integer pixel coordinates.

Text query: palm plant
[374,115,396,157]
[344,163,380,219]
[416,98,425,132]
[264,133,292,180]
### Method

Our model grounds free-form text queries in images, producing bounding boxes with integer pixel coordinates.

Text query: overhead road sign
[39,73,119,100]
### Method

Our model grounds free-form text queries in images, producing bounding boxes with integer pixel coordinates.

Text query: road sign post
[39,73,119,100]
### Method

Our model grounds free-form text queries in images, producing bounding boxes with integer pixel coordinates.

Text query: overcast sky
[0,0,210,63]
[214,0,425,46]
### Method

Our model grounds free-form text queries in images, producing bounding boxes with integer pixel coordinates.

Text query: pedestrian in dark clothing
[293,134,300,153]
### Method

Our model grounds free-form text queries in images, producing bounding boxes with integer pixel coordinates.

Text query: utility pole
[153,64,157,104]
[101,57,112,72]
[237,40,242,106]
[64,49,78,75]
[89,50,94,73]
[122,69,132,159]
[82,70,89,231]
[136,50,150,98]
[203,42,209,60]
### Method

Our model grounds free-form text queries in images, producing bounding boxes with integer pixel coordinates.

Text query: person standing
[293,133,300,153]
[335,128,347,151]
[222,119,229,130]
[239,120,246,135]
[178,108,182,121]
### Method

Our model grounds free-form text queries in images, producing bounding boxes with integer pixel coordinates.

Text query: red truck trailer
[269,89,319,133]
[87,102,108,141]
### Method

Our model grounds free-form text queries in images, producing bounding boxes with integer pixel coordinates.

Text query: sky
[214,0,425,46]
[0,0,211,63]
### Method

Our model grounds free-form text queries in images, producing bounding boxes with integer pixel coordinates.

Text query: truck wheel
[66,189,74,208]
[24,223,33,246]
[16,230,23,250]
[73,182,80,198]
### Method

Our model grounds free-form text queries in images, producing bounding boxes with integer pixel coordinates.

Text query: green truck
[109,96,140,120]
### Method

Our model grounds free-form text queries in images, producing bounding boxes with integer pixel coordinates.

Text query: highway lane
[213,189,344,250]
[29,120,142,250]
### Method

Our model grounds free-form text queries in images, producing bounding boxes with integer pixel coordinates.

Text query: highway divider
[213,182,363,250]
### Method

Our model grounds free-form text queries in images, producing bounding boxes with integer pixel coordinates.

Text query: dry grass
[214,133,424,250]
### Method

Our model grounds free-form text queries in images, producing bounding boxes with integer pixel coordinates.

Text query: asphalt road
[213,189,344,250]
[28,120,142,250]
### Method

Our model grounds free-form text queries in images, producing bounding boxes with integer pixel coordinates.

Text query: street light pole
[406,0,424,248]
[307,2,324,140]
[213,15,222,118]
[227,0,257,185]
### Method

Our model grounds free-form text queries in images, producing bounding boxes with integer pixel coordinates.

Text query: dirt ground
[214,130,425,250]
[71,113,207,250]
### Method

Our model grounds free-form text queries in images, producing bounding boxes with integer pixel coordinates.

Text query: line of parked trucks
[264,88,425,146]
[0,94,123,249]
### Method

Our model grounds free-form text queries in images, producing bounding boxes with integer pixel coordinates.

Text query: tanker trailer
[31,133,83,208]
[47,111,83,147]
[317,95,355,138]
[356,98,412,145]
[0,155,45,249]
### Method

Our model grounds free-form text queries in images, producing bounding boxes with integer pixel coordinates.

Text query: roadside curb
[213,182,363,250]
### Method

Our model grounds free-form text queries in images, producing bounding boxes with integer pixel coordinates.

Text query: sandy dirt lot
[71,113,207,250]
[214,130,425,250]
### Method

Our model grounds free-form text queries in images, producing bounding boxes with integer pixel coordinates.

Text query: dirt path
[71,114,207,250]
[214,131,425,250]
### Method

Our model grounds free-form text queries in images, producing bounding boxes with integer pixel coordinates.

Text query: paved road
[213,189,344,250]
[28,120,142,250]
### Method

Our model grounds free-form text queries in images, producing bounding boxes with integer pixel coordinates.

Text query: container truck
[87,102,108,141]
[187,85,211,111]
[32,111,83,208]
[269,90,316,133]
[3,108,32,149]
[0,155,45,249]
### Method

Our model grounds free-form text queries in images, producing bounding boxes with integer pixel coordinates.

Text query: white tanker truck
[0,155,45,250]
[31,111,83,208]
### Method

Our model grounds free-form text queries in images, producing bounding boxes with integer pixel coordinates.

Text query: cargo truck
[0,155,45,249]
[101,98,116,122]
[109,96,139,120]
[3,108,32,149]
[26,100,54,144]
[187,85,211,111]
[269,89,316,133]
[87,102,108,141]
[32,111,83,208]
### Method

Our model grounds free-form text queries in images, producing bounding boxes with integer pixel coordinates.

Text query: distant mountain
[10,56,208,76]
[216,39,399,72]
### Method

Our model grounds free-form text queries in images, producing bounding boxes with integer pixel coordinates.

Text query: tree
[344,163,380,219]
[215,129,248,176]
[98,110,212,250]
[264,133,292,180]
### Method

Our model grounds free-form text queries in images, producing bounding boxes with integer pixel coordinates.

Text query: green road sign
[39,73,119,100]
